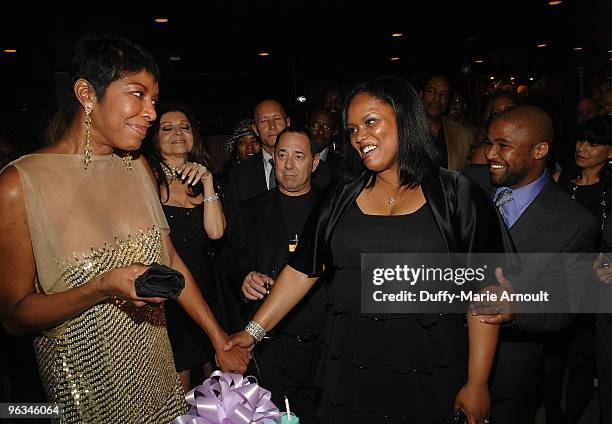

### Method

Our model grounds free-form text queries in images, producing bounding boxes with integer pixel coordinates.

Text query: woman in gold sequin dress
[0,34,249,423]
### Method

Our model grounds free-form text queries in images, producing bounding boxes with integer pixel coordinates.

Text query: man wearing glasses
[306,108,342,188]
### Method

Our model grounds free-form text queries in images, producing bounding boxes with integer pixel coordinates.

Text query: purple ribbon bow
[172,371,281,424]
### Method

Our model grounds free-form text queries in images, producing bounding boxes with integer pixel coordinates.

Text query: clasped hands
[469,267,515,325]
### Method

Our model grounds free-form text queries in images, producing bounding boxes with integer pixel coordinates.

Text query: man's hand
[595,253,612,286]
[470,267,515,325]
[241,271,275,300]
[214,345,250,374]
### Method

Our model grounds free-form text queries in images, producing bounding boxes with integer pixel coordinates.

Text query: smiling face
[274,131,319,196]
[236,134,260,160]
[90,69,159,152]
[347,92,399,173]
[485,117,547,188]
[157,111,194,160]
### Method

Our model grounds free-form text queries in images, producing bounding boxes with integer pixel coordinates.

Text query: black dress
[557,171,611,230]
[316,201,467,423]
[163,204,220,372]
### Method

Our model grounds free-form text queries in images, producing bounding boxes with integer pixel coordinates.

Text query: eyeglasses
[308,122,333,133]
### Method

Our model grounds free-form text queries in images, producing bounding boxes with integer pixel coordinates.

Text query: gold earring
[122,152,133,172]
[83,106,93,169]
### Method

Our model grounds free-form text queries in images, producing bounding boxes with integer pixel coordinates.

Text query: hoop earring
[122,152,133,172]
[83,106,93,169]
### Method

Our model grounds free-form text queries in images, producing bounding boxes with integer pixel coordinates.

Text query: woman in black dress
[555,115,612,423]
[556,116,612,230]
[226,76,513,423]
[146,103,226,390]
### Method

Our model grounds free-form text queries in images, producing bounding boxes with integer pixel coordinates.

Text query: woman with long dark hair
[145,103,227,390]
[226,76,513,423]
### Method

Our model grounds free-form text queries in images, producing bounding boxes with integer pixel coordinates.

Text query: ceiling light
[548,0,562,5]
[154,17,169,23]
[474,59,484,63]
[490,76,495,80]
[573,47,583,51]
[391,33,403,37]
[296,96,307,103]
[529,77,535,81]
[537,43,548,48]
[510,77,515,81]
[3,49,17,53]
[390,57,400,61]
[258,51,270,57]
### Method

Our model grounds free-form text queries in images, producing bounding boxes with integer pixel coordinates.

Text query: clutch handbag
[134,262,185,299]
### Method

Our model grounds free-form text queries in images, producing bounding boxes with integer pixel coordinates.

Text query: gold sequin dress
[11,153,188,423]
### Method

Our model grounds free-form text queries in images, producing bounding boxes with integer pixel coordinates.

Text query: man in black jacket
[226,127,326,423]
[464,106,599,424]
[223,99,291,235]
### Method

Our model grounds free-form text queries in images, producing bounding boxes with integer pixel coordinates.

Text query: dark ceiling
[1,0,611,135]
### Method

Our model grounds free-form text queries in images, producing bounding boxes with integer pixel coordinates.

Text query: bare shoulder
[0,165,24,205]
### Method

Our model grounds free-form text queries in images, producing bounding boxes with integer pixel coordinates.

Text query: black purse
[134,263,185,299]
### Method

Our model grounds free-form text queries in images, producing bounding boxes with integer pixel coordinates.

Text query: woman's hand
[178,162,211,186]
[223,330,256,352]
[454,382,490,424]
[93,263,166,308]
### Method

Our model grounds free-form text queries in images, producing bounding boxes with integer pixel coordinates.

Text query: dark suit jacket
[223,151,268,238]
[463,164,599,406]
[225,187,327,335]
[312,150,342,189]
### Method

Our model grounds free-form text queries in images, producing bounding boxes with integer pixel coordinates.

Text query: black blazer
[463,164,599,331]
[312,151,342,189]
[463,164,599,409]
[223,151,268,237]
[225,187,326,334]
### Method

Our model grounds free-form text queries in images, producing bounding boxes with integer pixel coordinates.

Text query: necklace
[377,179,403,206]
[571,179,608,230]
[161,162,181,183]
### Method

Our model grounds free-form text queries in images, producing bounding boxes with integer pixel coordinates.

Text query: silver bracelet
[202,193,219,203]
[245,320,266,343]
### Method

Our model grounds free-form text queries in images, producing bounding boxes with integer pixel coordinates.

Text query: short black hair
[274,127,318,156]
[342,75,439,187]
[47,33,160,143]
[577,115,612,146]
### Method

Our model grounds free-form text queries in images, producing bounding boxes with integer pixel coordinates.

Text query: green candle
[280,412,299,424]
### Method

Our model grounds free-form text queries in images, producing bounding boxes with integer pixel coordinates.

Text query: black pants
[253,335,321,424]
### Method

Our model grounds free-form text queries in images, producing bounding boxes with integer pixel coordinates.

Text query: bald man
[463,106,599,424]
[223,100,291,230]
